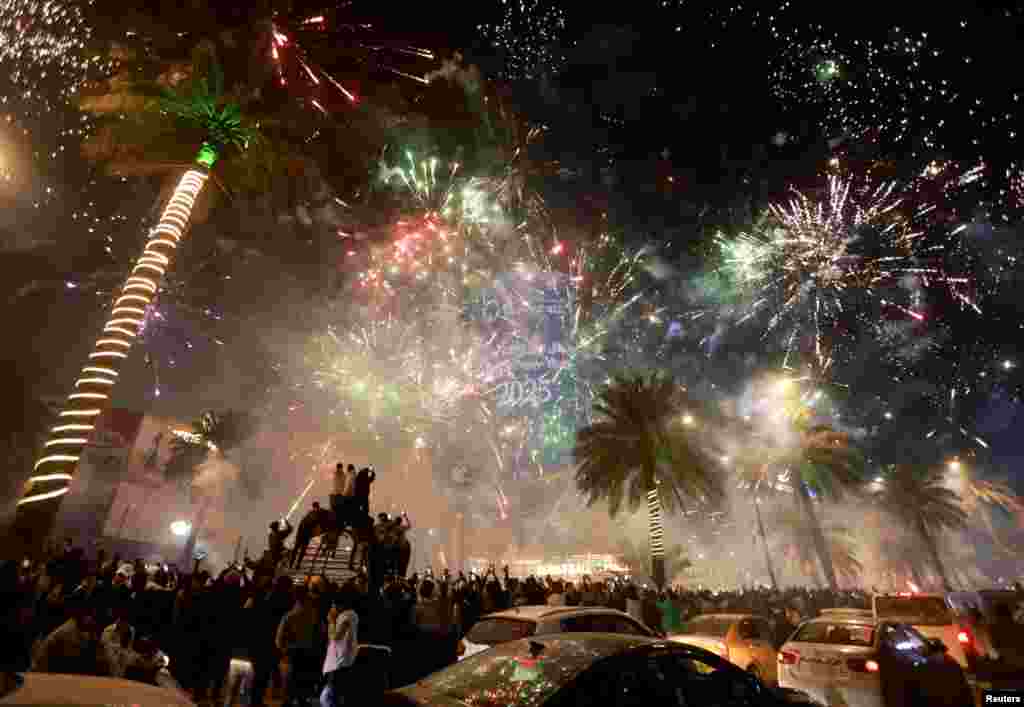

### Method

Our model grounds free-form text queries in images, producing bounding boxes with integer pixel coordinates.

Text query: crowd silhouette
[1,462,1022,706]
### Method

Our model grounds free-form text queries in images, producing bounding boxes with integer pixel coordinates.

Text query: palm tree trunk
[796,480,839,590]
[181,497,211,569]
[916,517,953,591]
[753,499,779,591]
[647,489,666,589]
[12,154,214,558]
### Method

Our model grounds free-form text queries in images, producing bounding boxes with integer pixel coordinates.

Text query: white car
[778,613,973,707]
[458,605,659,660]
[0,672,194,706]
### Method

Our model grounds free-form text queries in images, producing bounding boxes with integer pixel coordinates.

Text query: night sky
[2,0,1023,513]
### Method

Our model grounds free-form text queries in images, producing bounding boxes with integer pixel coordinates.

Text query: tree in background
[13,55,257,556]
[574,373,723,588]
[873,462,967,591]
[164,410,258,565]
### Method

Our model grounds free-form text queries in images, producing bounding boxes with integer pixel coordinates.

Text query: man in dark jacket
[267,520,293,569]
[353,466,376,516]
[290,502,322,569]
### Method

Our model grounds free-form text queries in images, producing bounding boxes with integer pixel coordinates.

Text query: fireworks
[300,140,655,484]
[269,12,435,119]
[477,0,571,81]
[717,174,974,371]
[0,0,113,209]
[0,0,101,111]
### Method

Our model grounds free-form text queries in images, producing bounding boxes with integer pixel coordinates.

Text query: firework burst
[717,174,974,372]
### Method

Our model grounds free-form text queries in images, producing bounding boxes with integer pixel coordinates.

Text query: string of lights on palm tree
[714,173,978,374]
[20,62,255,509]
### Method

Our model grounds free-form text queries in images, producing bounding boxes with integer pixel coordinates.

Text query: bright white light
[170,520,191,537]
[948,459,961,471]
[883,412,893,420]
[682,414,695,426]
[1003,360,1014,370]
[875,476,884,483]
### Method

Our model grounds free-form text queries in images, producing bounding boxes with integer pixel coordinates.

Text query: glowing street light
[170,520,191,537]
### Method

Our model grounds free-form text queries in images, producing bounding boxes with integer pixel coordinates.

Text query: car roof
[481,605,640,622]
[803,615,878,626]
[479,632,707,659]
[873,593,945,599]
[5,672,194,706]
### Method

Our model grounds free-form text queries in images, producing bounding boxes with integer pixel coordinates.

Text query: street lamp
[170,520,191,537]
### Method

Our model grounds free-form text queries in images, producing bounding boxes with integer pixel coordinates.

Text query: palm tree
[778,423,867,591]
[617,538,692,585]
[768,506,863,588]
[947,461,1024,559]
[734,452,782,591]
[14,61,256,550]
[574,373,723,588]
[873,463,967,591]
[164,410,258,565]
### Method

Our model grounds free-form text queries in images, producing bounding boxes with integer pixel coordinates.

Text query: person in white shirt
[320,592,359,707]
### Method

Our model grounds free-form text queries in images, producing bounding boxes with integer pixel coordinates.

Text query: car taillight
[957,630,971,645]
[847,657,880,673]
[778,649,800,665]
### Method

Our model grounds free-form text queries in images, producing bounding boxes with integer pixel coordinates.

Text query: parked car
[458,605,658,661]
[778,613,973,707]
[0,672,194,706]
[668,612,779,684]
[946,590,1020,624]
[872,593,975,674]
[385,633,824,707]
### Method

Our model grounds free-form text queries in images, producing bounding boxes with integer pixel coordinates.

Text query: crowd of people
[1,463,1021,707]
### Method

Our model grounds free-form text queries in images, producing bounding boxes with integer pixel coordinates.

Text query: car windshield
[679,617,733,637]
[466,618,537,646]
[875,597,953,625]
[792,622,875,646]
[417,638,604,707]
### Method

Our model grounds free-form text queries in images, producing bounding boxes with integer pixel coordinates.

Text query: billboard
[465,271,576,469]
[102,415,190,545]
[54,410,191,548]
[53,409,144,547]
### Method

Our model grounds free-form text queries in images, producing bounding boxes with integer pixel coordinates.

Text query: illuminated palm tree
[14,61,256,550]
[574,373,723,588]
[874,463,967,591]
